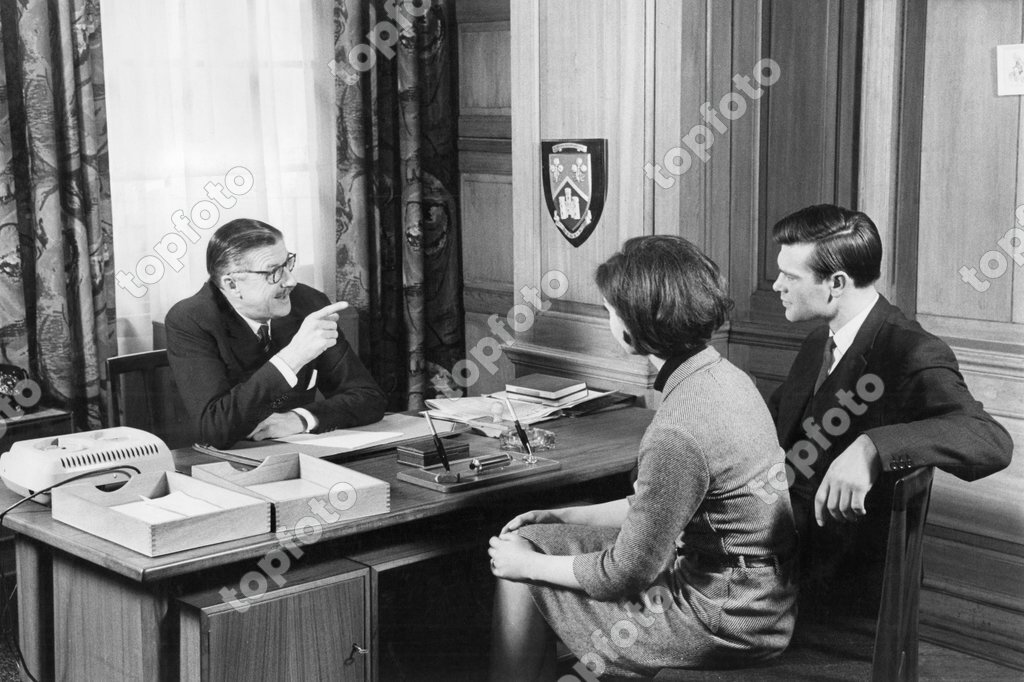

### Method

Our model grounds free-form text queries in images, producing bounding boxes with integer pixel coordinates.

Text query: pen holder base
[397,456,560,493]
[434,471,461,484]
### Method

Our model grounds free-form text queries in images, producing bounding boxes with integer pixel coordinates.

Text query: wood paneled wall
[728,0,1024,667]
[504,0,857,398]
[495,0,1022,667]
[509,0,654,400]
[917,0,1021,326]
[457,0,514,396]
[908,0,1024,668]
[727,0,861,398]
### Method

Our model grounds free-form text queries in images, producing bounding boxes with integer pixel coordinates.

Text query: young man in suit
[166,218,386,448]
[767,204,1012,619]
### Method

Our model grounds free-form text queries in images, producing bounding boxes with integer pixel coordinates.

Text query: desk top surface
[2,407,653,582]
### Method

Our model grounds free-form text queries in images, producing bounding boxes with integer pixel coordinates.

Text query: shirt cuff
[292,408,318,433]
[269,354,298,387]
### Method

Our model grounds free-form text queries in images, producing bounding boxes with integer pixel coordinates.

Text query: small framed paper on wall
[996,44,1024,96]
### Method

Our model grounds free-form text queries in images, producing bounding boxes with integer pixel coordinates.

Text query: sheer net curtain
[104,0,335,352]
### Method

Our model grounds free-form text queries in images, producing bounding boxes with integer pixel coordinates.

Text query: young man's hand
[814,434,881,525]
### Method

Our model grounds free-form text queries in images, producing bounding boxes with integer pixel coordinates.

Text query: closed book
[396,449,474,468]
[396,436,470,468]
[505,387,588,407]
[505,373,587,400]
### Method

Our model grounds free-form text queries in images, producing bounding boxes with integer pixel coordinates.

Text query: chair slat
[105,350,194,449]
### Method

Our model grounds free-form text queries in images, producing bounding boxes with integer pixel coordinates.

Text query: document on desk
[425,395,551,423]
[277,429,403,449]
[193,413,458,465]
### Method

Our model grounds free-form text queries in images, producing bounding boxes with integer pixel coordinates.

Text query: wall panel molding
[456,0,509,24]
[463,283,513,317]
[460,173,514,292]
[921,591,1024,670]
[458,150,512,175]
[504,341,653,393]
[916,313,1024,356]
[727,321,806,351]
[459,115,512,140]
[457,2,513,398]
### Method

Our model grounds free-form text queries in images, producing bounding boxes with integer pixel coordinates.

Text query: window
[104,0,335,351]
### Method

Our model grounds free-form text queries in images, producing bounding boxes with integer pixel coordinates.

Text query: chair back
[107,350,194,449]
[873,466,934,682]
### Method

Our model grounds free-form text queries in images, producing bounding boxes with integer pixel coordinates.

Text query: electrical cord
[0,465,140,682]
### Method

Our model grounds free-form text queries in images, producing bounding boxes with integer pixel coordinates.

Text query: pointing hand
[277,301,349,371]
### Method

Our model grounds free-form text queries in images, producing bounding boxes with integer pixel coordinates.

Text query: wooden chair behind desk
[651,467,935,682]
[107,349,195,449]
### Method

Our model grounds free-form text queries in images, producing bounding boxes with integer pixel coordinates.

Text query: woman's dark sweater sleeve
[572,425,710,600]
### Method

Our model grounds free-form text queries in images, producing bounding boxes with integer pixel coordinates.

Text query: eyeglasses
[228,252,296,284]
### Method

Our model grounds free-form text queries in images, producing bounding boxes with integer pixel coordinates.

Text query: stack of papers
[425,390,612,437]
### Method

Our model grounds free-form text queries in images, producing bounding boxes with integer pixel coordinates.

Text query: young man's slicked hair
[772,204,882,287]
[595,235,733,358]
[207,218,283,284]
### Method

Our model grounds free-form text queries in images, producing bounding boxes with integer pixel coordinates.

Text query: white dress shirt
[237,314,318,432]
[827,292,880,374]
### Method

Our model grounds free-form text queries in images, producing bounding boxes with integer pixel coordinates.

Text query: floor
[0,625,1018,680]
[914,641,1023,682]
[0,559,1018,681]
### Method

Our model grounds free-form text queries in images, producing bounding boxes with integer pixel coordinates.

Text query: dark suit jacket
[769,295,1012,618]
[165,282,387,448]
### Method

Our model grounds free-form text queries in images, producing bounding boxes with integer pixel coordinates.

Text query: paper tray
[51,472,271,557]
[191,453,390,534]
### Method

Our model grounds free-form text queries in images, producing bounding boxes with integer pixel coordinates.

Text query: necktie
[813,336,837,394]
[257,324,272,356]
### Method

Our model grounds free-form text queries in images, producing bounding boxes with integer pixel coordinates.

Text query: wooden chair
[106,349,195,449]
[650,467,935,682]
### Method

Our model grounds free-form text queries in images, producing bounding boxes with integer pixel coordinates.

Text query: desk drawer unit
[179,558,371,681]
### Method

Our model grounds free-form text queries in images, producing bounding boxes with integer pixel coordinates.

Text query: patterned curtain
[334,0,464,412]
[0,0,114,429]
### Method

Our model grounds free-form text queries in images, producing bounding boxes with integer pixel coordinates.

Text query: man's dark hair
[772,204,882,286]
[595,235,733,358]
[207,218,283,284]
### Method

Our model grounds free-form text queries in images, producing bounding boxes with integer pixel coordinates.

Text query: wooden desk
[0,407,73,607]
[2,407,653,681]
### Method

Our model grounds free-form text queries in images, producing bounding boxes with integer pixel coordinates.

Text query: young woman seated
[488,235,798,680]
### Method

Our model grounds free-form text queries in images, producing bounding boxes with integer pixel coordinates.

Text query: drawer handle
[344,643,369,665]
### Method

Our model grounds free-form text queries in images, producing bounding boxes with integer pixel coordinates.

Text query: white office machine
[0,426,174,503]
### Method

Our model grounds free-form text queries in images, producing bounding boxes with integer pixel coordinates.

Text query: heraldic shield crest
[541,139,607,247]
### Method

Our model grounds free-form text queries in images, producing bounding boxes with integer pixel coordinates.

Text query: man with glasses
[166,218,387,448]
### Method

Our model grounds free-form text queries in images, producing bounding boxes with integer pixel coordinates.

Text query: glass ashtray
[499,426,556,453]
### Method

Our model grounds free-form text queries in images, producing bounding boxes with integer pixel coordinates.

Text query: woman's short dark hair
[772,204,881,286]
[207,218,283,284]
[595,235,733,358]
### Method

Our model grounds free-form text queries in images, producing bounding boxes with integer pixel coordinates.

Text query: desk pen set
[395,410,560,493]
